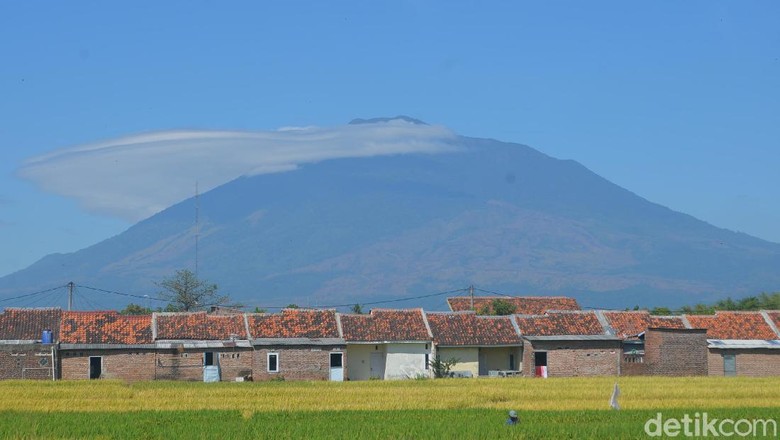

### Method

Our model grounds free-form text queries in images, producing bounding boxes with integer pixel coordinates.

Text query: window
[204,352,215,366]
[509,354,515,371]
[329,352,343,368]
[425,353,429,369]
[267,353,279,373]
[89,356,102,380]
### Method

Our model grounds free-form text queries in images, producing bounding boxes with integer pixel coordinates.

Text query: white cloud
[18,119,459,221]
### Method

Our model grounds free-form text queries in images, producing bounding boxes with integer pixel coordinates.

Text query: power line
[0,285,67,305]
[76,285,168,303]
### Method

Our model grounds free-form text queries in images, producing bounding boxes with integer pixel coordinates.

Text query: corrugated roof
[340,309,431,342]
[155,312,247,340]
[514,311,606,336]
[248,309,340,339]
[603,311,686,339]
[686,312,778,340]
[60,311,152,344]
[0,308,62,341]
[447,296,580,314]
[426,312,521,346]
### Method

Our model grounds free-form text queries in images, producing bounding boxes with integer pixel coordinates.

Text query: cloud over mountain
[18,119,457,221]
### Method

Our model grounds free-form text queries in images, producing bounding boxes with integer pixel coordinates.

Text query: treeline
[645,292,780,316]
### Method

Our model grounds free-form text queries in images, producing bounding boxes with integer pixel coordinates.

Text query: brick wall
[60,350,155,381]
[0,344,55,380]
[644,328,707,376]
[252,346,345,381]
[708,349,780,377]
[522,339,620,377]
[154,348,253,381]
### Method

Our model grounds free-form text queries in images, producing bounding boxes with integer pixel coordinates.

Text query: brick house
[447,296,580,314]
[59,311,155,381]
[515,311,621,377]
[340,309,433,380]
[0,308,60,380]
[600,310,692,375]
[425,311,522,377]
[246,309,345,381]
[685,311,780,377]
[153,312,253,381]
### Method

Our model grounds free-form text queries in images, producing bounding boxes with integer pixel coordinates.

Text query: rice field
[1,377,779,438]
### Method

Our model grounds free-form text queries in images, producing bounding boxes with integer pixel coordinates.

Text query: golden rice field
[2,378,779,439]
[1,376,779,413]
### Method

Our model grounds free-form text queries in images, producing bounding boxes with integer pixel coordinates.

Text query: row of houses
[1,296,778,382]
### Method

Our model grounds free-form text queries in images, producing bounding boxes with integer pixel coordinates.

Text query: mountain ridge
[3,131,779,310]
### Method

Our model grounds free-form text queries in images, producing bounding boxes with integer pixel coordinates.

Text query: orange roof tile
[155,312,247,340]
[248,309,340,339]
[60,311,152,344]
[340,309,431,342]
[0,308,61,341]
[603,311,686,339]
[514,311,606,336]
[686,312,777,340]
[447,296,580,314]
[426,312,521,346]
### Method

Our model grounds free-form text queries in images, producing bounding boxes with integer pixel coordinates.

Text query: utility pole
[67,282,74,311]
[469,285,475,310]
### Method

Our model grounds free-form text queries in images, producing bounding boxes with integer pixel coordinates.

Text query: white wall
[385,343,430,379]
[346,344,383,381]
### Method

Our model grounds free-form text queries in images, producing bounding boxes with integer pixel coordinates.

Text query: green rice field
[1,377,778,439]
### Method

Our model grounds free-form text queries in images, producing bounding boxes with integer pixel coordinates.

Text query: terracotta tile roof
[60,311,152,344]
[0,308,62,341]
[248,309,340,339]
[447,296,580,314]
[426,312,521,346]
[686,312,778,340]
[155,312,247,340]
[514,311,606,336]
[340,309,431,342]
[603,311,686,339]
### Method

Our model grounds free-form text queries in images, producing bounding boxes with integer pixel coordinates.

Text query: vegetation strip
[1,408,779,439]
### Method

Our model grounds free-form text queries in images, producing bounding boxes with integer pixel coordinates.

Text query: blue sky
[1,1,778,278]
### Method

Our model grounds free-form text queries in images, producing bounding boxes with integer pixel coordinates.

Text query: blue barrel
[41,329,52,344]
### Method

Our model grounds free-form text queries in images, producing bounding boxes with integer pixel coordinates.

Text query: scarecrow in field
[506,410,519,426]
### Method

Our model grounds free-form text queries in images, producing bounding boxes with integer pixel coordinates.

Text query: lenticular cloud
[18,120,458,222]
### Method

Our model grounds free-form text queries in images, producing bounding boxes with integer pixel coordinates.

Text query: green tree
[650,307,672,316]
[428,356,460,378]
[156,269,229,312]
[119,303,153,315]
[253,307,267,313]
[477,298,517,316]
[286,304,299,309]
[350,304,363,314]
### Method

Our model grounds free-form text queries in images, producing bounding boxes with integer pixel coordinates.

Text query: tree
[120,303,153,315]
[350,304,363,314]
[156,269,229,312]
[477,299,517,316]
[428,356,460,378]
[253,307,267,314]
[286,304,299,309]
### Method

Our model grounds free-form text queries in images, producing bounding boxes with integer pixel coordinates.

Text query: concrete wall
[252,346,344,381]
[385,343,430,379]
[60,350,156,381]
[346,344,382,381]
[0,344,55,380]
[522,340,621,377]
[708,349,780,377]
[438,347,478,377]
[480,347,522,373]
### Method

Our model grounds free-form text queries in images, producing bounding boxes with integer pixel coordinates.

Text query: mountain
[3,121,780,310]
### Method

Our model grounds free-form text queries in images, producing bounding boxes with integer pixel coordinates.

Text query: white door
[370,352,384,379]
[329,352,344,381]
